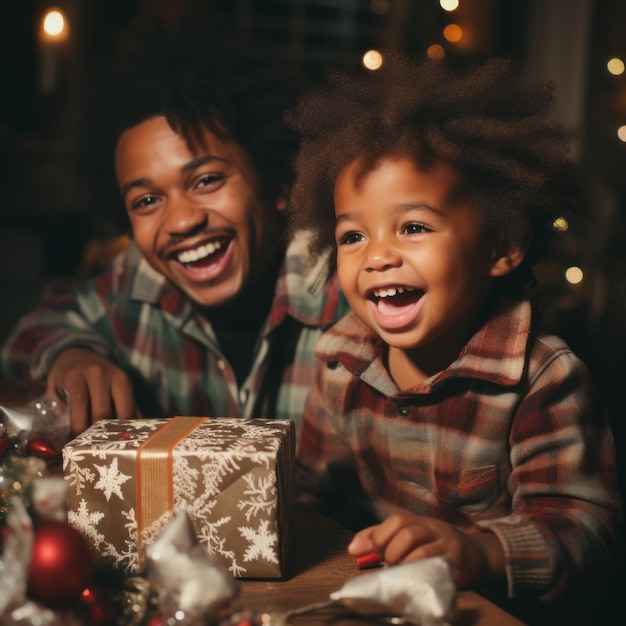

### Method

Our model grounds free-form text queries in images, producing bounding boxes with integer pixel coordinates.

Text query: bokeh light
[607,57,625,75]
[427,44,446,60]
[443,24,463,43]
[565,266,584,285]
[370,0,389,15]
[617,125,626,142]
[552,216,569,232]
[363,49,383,70]
[440,0,460,11]
[42,9,66,39]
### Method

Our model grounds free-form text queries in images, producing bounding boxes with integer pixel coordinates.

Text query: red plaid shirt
[297,295,622,599]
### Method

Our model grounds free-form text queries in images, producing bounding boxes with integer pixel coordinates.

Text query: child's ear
[489,245,526,278]
[275,186,289,213]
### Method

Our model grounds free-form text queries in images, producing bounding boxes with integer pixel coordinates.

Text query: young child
[287,53,623,621]
[0,26,349,435]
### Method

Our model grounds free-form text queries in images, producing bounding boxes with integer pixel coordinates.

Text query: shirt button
[397,405,410,417]
[217,359,226,371]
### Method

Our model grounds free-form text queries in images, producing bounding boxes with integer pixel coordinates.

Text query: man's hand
[46,348,138,434]
[347,512,506,590]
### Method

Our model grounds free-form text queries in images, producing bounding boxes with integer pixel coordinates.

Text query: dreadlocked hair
[77,22,300,235]
[286,52,582,291]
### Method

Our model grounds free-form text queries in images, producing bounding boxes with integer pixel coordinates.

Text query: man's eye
[196,174,224,189]
[132,195,158,210]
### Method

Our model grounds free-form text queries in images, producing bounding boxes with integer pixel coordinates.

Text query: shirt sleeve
[477,344,623,600]
[0,273,121,384]
[296,358,382,530]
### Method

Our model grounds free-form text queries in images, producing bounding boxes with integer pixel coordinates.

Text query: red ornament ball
[27,520,95,607]
[26,435,59,460]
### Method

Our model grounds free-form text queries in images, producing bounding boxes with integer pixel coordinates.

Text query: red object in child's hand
[356,551,384,569]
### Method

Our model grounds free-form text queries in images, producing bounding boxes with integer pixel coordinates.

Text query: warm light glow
[565,266,584,285]
[443,24,463,43]
[617,125,626,142]
[427,44,446,60]
[40,7,68,43]
[607,57,625,76]
[370,0,389,15]
[552,216,569,232]
[43,9,65,37]
[363,49,383,70]
[440,0,460,11]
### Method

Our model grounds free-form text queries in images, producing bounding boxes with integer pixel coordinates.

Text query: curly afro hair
[77,23,300,235]
[286,52,582,290]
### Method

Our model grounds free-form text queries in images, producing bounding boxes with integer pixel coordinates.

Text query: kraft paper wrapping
[62,417,295,578]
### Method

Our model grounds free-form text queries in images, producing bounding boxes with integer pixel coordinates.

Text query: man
[1,27,348,435]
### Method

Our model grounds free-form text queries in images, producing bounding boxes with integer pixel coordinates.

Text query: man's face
[114,116,286,307]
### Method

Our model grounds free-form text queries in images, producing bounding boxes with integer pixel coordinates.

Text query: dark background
[1,0,626,499]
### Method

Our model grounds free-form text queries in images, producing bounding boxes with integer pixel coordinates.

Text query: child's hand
[46,348,138,434]
[348,512,506,590]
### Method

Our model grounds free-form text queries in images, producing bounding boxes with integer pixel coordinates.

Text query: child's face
[334,156,506,357]
[115,116,286,308]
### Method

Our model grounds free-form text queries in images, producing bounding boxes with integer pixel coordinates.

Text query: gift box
[62,417,295,578]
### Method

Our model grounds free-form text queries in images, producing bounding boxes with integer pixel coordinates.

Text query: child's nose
[364,237,402,271]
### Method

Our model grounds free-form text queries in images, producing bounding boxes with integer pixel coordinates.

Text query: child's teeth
[374,287,406,298]
[178,241,222,264]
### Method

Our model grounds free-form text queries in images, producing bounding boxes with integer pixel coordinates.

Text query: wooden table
[237,507,526,625]
[1,380,525,625]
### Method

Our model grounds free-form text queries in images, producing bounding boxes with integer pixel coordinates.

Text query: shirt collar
[268,229,344,330]
[127,231,343,329]
[316,295,531,393]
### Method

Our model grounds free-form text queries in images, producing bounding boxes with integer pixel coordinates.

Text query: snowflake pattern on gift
[63,418,294,577]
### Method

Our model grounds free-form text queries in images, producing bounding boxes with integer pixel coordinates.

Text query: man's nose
[164,199,208,235]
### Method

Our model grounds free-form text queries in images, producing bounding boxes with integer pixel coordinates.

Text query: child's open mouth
[368,286,424,329]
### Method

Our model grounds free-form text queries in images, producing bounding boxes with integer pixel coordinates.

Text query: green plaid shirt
[1,232,349,429]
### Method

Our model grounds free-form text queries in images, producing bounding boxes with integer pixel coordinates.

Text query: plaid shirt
[296,296,622,599]
[1,233,349,429]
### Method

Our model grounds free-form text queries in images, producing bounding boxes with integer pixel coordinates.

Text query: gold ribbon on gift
[136,416,207,559]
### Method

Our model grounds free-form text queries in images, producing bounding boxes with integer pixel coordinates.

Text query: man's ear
[490,243,527,278]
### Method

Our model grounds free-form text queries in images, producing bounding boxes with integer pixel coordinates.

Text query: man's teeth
[178,241,223,264]
[373,287,409,298]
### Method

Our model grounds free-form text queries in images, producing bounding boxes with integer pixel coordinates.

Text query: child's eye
[337,231,364,245]
[404,222,430,235]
